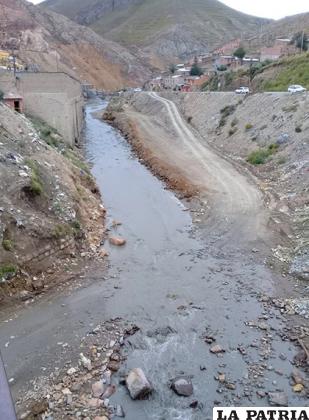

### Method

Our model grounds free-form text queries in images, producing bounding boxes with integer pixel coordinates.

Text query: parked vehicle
[235,86,250,94]
[134,87,143,92]
[288,85,307,93]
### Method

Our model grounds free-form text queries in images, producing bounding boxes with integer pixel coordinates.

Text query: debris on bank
[17,319,139,420]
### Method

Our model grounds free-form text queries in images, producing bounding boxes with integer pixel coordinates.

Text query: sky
[29,0,309,20]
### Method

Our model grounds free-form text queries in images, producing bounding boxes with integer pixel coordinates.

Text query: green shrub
[295,126,302,133]
[2,239,13,251]
[187,116,193,124]
[0,264,17,280]
[25,159,44,196]
[247,144,279,165]
[245,123,253,130]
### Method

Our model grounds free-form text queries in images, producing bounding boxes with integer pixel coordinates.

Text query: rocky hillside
[41,0,269,67]
[172,91,308,280]
[0,102,105,302]
[0,0,150,90]
[246,12,309,52]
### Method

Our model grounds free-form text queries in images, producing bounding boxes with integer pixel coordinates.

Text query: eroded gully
[0,99,305,419]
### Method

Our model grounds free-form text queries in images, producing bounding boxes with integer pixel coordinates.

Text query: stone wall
[0,71,84,146]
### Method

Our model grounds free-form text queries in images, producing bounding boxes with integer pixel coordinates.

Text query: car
[288,84,307,93]
[133,87,143,92]
[235,86,250,94]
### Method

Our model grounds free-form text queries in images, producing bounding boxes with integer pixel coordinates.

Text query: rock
[62,388,72,395]
[102,370,112,385]
[268,392,288,406]
[225,382,236,390]
[67,367,77,376]
[189,400,199,408]
[107,360,120,372]
[19,290,32,301]
[94,417,108,420]
[109,237,126,246]
[210,345,225,354]
[126,368,152,399]
[292,369,304,385]
[79,353,92,371]
[102,384,116,398]
[171,376,193,397]
[92,380,105,398]
[293,384,304,393]
[115,404,125,417]
[87,398,103,408]
[218,373,226,383]
[110,353,121,362]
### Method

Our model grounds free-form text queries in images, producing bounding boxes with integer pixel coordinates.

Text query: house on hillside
[213,39,241,56]
[260,38,296,61]
[3,91,24,113]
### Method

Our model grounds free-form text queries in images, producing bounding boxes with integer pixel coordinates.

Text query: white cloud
[220,0,309,20]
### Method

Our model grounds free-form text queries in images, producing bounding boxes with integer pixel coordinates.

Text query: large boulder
[126,368,152,399]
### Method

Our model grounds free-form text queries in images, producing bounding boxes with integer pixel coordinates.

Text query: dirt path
[128,92,269,244]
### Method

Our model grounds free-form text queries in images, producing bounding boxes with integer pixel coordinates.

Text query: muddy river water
[84,100,304,418]
[0,99,305,419]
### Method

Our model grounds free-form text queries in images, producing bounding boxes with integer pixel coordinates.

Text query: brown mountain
[41,0,270,67]
[0,0,150,90]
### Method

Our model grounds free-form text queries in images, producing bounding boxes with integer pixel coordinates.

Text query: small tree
[190,57,203,76]
[0,90,4,101]
[169,64,177,74]
[291,32,308,51]
[233,47,246,64]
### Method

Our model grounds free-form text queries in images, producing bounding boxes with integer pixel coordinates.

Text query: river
[0,99,304,420]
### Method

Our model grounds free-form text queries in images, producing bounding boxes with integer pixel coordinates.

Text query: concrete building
[0,71,84,146]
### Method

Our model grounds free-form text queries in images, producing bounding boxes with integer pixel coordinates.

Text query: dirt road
[128,92,269,244]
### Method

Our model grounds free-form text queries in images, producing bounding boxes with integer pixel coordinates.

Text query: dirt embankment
[0,103,106,303]
[105,92,308,280]
[104,98,199,198]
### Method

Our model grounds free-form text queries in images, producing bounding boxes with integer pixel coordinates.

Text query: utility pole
[300,30,305,53]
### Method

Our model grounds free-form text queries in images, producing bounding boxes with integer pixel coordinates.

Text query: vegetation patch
[0,264,17,281]
[30,117,62,148]
[245,123,253,130]
[295,126,302,133]
[63,150,91,174]
[2,239,13,251]
[219,104,236,127]
[52,223,73,239]
[247,144,279,165]
[260,53,309,91]
[24,159,44,197]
